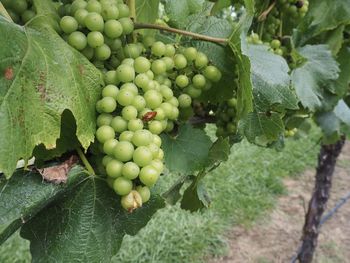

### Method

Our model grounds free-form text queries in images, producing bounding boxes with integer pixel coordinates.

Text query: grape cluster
[215,98,237,137]
[278,0,309,18]
[247,32,284,56]
[1,0,36,24]
[56,0,222,211]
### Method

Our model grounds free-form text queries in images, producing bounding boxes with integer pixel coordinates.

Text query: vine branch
[258,1,276,21]
[76,148,96,176]
[134,23,228,44]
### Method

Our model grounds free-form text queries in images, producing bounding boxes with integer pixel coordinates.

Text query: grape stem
[258,1,276,21]
[76,148,96,176]
[0,2,13,22]
[134,23,228,44]
[189,115,217,125]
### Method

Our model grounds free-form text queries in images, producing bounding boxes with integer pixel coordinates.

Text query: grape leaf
[330,46,350,97]
[334,100,350,127]
[210,0,231,15]
[21,178,165,263]
[181,180,210,211]
[295,0,350,46]
[161,124,212,173]
[0,17,102,178]
[0,166,87,245]
[207,137,231,167]
[291,45,340,111]
[136,0,160,23]
[248,45,299,111]
[229,0,255,118]
[164,0,205,28]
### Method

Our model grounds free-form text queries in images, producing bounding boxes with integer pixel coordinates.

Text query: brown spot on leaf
[78,64,85,75]
[37,155,79,184]
[4,67,14,80]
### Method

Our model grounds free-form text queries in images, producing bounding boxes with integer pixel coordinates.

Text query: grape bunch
[247,32,284,56]
[277,0,309,18]
[1,0,36,24]
[56,0,222,211]
[215,98,237,138]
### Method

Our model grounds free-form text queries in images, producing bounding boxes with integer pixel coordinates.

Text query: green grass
[0,126,321,263]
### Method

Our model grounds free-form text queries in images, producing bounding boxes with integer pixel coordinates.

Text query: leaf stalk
[76,148,96,176]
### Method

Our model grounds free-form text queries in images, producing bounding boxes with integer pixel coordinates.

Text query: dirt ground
[211,142,350,263]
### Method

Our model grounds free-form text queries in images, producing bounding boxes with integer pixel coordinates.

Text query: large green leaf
[291,45,340,111]
[164,0,205,28]
[161,124,212,173]
[295,0,350,46]
[0,166,87,245]
[136,0,160,23]
[21,178,165,263]
[0,16,102,178]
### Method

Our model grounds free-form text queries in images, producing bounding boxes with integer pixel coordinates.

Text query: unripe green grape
[132,95,147,111]
[81,46,94,60]
[142,80,156,92]
[106,159,123,178]
[176,75,189,88]
[7,10,20,24]
[174,54,187,69]
[104,20,123,38]
[98,96,117,113]
[113,177,133,195]
[154,107,166,121]
[164,44,176,57]
[165,120,174,132]
[133,146,153,167]
[183,47,197,61]
[95,44,111,60]
[192,74,206,89]
[21,10,36,23]
[150,159,164,172]
[178,94,192,108]
[121,191,143,211]
[128,119,144,131]
[163,78,172,88]
[119,130,134,142]
[71,0,88,15]
[120,83,138,95]
[157,148,164,160]
[168,107,179,120]
[111,116,128,133]
[116,64,135,83]
[147,143,159,159]
[136,186,151,203]
[122,105,138,120]
[86,0,102,13]
[97,113,113,127]
[74,9,89,26]
[270,39,281,49]
[103,138,118,155]
[113,141,134,162]
[161,57,174,71]
[167,97,179,107]
[96,125,115,143]
[160,120,168,130]
[132,129,153,146]
[203,65,222,82]
[195,52,209,69]
[226,123,236,133]
[151,60,167,75]
[227,98,237,107]
[139,165,160,187]
[101,3,119,20]
[60,16,79,34]
[148,120,163,134]
[124,44,141,59]
[274,48,283,56]
[151,41,166,57]
[102,85,119,100]
[160,102,173,117]
[185,85,202,98]
[144,90,163,109]
[152,134,162,147]
[119,17,134,35]
[143,35,155,48]
[104,70,119,85]
[117,3,130,18]
[122,162,140,180]
[68,31,87,50]
[85,12,104,32]
[11,0,28,14]
[87,31,104,48]
[121,58,134,66]
[134,57,151,73]
[134,74,149,89]
[102,155,113,167]
[145,70,154,80]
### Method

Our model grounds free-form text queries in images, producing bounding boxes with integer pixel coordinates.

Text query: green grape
[104,70,119,85]
[161,57,175,71]
[87,31,104,48]
[151,41,166,57]
[128,119,144,131]
[84,12,104,32]
[104,20,123,38]
[132,95,147,111]
[124,44,141,59]
[133,146,153,167]
[102,155,113,167]
[144,90,163,109]
[136,186,151,203]
[117,3,130,18]
[164,44,176,57]
[121,190,143,211]
[101,3,119,20]
[86,0,102,13]
[151,60,167,75]
[203,65,221,82]
[11,0,28,14]
[183,47,197,61]
[174,54,187,69]
[157,148,164,160]
[98,96,117,113]
[154,108,166,121]
[97,113,113,127]
[139,165,160,187]
[132,129,153,146]
[103,138,119,155]
[176,75,189,88]
[95,44,111,60]
[148,143,160,158]
[106,159,123,178]
[82,46,94,60]
[270,39,281,49]
[110,116,128,133]
[68,31,87,50]
[192,74,206,89]
[96,125,115,143]
[122,162,140,180]
[113,177,133,195]
[116,64,135,83]
[194,52,209,68]
[119,130,134,142]
[122,105,138,120]
[120,83,138,95]
[148,120,163,134]
[21,10,36,23]
[70,0,88,15]
[178,94,192,108]
[122,58,134,66]
[102,85,119,100]
[119,17,134,35]
[74,9,89,26]
[150,159,164,172]
[134,57,151,73]
[143,35,155,48]
[152,134,162,147]
[113,141,134,162]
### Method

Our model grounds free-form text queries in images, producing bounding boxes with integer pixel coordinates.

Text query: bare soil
[210,142,350,263]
